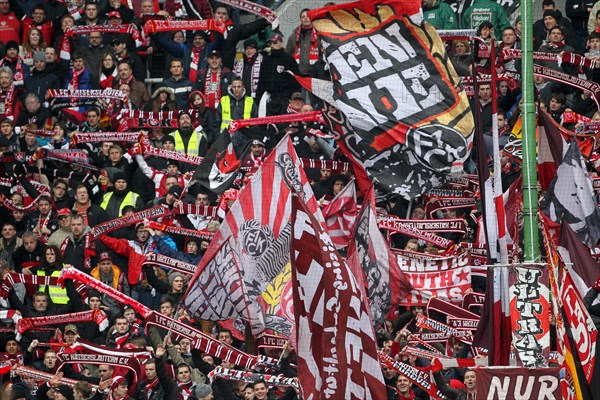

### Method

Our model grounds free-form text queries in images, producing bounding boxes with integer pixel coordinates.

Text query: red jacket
[0,12,20,44]
[21,16,54,45]
[98,235,155,285]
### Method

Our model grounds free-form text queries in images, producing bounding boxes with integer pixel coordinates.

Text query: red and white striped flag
[323,179,358,249]
[183,135,322,335]
[291,194,386,400]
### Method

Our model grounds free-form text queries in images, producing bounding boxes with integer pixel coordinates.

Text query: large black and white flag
[541,140,600,247]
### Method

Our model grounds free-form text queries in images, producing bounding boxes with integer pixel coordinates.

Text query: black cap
[543,9,559,20]
[112,171,128,183]
[162,135,175,144]
[208,49,221,58]
[111,37,126,45]
[168,184,182,198]
[54,385,75,400]
[5,41,19,52]
[243,39,258,49]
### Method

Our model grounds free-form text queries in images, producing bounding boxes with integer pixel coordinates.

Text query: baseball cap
[64,324,78,334]
[108,11,121,19]
[57,208,71,218]
[98,252,111,262]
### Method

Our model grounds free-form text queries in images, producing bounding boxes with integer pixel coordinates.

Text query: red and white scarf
[17,310,109,334]
[189,45,205,83]
[143,18,226,35]
[146,221,214,241]
[0,84,16,118]
[204,68,222,110]
[100,68,118,89]
[229,110,323,132]
[1,57,25,85]
[68,67,86,91]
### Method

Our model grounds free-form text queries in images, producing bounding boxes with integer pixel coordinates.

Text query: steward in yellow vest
[215,78,257,133]
[172,110,208,157]
[100,172,144,220]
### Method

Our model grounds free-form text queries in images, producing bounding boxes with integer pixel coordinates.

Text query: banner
[291,195,386,400]
[347,185,413,327]
[183,136,322,336]
[475,367,560,399]
[396,250,472,305]
[508,264,551,368]
[143,253,196,276]
[308,0,473,200]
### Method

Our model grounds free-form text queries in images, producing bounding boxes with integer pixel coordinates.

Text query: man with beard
[27,195,59,244]
[100,172,144,219]
[61,213,91,272]
[172,110,207,159]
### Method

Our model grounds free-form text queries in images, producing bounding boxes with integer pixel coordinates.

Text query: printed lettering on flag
[183,136,322,335]
[308,0,474,200]
[395,250,471,305]
[291,195,386,400]
[508,264,551,368]
[475,367,561,399]
[323,179,358,249]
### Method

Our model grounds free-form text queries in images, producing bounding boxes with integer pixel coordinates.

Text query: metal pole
[521,0,540,262]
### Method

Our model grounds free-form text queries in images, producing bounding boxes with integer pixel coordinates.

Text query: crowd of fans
[0,0,599,399]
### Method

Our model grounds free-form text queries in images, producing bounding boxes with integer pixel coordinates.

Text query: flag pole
[521,0,540,262]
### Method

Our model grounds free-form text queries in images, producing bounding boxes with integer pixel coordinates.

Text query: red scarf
[204,68,222,110]
[293,26,320,65]
[1,56,25,84]
[0,84,16,118]
[178,381,194,400]
[101,68,118,89]
[146,378,159,398]
[68,67,86,90]
[189,46,204,83]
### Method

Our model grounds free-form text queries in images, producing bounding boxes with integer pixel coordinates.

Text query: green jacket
[461,0,510,40]
[424,0,458,29]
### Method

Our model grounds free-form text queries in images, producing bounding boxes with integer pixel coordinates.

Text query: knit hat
[243,39,258,49]
[107,11,121,20]
[162,135,175,144]
[11,382,32,400]
[168,271,184,286]
[168,184,182,198]
[543,9,559,21]
[54,385,75,400]
[269,33,283,42]
[195,383,213,398]
[112,171,128,183]
[33,51,46,63]
[111,376,128,391]
[5,41,19,52]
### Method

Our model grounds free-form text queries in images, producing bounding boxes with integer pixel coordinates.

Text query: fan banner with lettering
[395,249,471,306]
[475,367,561,399]
[508,264,551,368]
[308,0,474,200]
